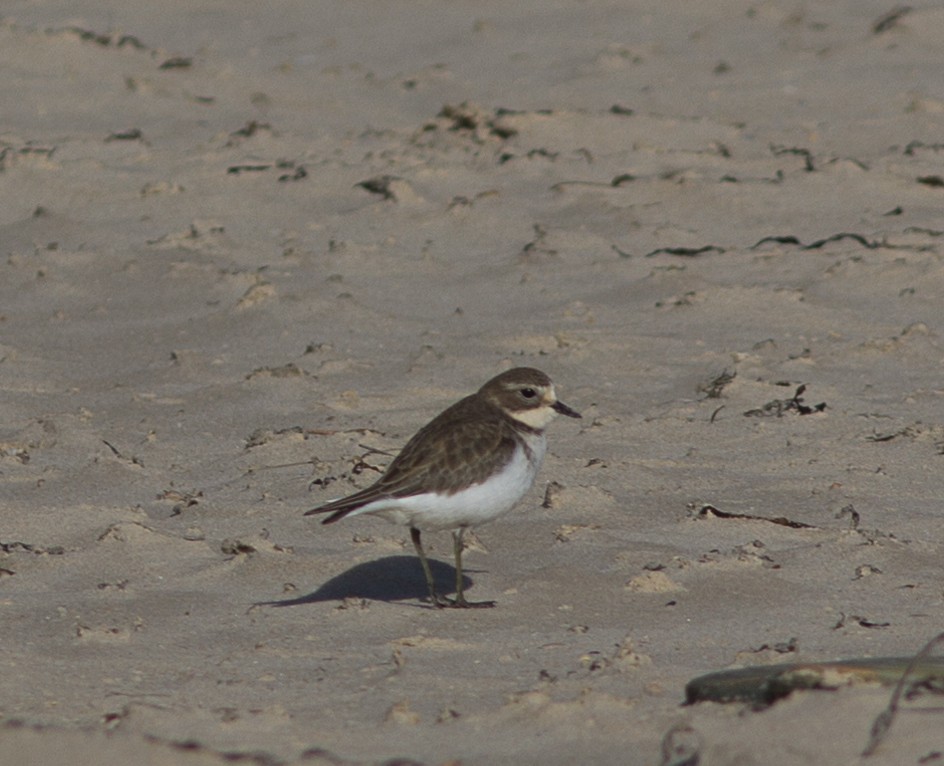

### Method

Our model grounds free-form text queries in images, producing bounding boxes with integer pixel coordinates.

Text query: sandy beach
[2,1,944,763]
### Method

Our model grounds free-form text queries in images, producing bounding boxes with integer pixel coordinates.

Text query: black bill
[553,400,582,418]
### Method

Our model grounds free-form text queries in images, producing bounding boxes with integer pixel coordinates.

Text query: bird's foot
[430,593,496,609]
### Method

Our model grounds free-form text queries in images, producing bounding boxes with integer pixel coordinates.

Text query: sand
[2,1,943,763]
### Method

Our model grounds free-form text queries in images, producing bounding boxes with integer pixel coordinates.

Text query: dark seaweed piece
[645,245,725,257]
[278,165,308,182]
[159,56,192,70]
[750,235,802,249]
[872,5,913,34]
[903,141,944,156]
[770,144,815,172]
[695,504,817,529]
[227,164,272,175]
[744,384,826,417]
[356,175,398,200]
[801,233,880,250]
[105,128,143,142]
[751,233,883,250]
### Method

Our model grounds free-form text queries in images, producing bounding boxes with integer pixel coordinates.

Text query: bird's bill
[552,400,582,418]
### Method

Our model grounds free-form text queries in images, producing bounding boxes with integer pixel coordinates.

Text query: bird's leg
[453,528,465,601]
[450,528,496,609]
[409,527,495,608]
[410,527,451,608]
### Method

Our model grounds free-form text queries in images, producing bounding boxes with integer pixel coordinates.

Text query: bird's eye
[520,387,537,399]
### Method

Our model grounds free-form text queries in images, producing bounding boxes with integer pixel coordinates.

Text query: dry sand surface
[2,1,944,764]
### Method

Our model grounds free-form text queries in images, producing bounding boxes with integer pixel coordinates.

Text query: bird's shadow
[257,555,478,608]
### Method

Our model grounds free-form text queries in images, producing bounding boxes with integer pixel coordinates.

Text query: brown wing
[303,482,398,523]
[377,397,520,495]
[304,394,520,523]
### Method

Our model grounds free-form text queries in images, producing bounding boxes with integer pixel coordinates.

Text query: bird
[304,367,581,608]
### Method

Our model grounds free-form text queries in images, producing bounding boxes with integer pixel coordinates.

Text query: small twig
[102,439,123,457]
[863,631,944,756]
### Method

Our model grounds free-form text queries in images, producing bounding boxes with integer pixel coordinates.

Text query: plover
[305,367,581,608]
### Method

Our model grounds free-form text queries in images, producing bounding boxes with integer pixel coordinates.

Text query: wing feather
[304,393,522,523]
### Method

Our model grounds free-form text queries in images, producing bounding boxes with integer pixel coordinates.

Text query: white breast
[354,434,547,532]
